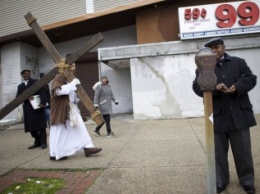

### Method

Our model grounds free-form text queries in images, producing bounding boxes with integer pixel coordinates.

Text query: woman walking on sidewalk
[93,75,118,138]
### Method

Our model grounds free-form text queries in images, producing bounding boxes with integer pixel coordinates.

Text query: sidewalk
[0,114,259,194]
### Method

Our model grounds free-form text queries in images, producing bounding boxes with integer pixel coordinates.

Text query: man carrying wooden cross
[0,12,104,160]
[49,64,102,161]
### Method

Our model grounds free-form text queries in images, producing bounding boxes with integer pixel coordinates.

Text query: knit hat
[101,75,108,80]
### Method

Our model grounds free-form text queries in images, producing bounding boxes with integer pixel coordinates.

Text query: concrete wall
[130,47,260,119]
[1,43,22,120]
[0,42,38,120]
[130,55,200,119]
[99,35,260,119]
[0,47,2,112]
[20,43,39,78]
[38,25,137,114]
[228,48,260,113]
[99,62,133,114]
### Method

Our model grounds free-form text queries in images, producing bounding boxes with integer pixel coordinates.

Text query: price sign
[178,1,260,39]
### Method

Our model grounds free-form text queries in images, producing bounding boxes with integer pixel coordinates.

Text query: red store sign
[178,1,260,39]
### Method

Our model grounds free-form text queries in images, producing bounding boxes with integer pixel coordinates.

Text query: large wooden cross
[0,12,105,126]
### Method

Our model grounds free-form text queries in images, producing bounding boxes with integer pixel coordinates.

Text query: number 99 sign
[178,1,260,39]
[216,2,259,28]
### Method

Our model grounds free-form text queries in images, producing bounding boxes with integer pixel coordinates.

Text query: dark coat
[16,79,47,133]
[43,84,51,109]
[193,53,257,133]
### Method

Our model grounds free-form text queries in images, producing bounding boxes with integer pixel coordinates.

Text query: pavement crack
[15,150,48,169]
[106,122,143,167]
[187,118,207,154]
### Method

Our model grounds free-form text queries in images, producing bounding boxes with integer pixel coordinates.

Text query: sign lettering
[178,1,260,39]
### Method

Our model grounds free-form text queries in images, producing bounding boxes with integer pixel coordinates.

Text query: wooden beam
[65,33,104,64]
[24,12,61,64]
[1,12,105,126]
[0,68,58,120]
[25,12,104,126]
[0,31,104,120]
[63,70,104,126]
[203,91,216,194]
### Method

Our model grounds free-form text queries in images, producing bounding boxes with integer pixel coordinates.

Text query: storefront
[0,0,259,120]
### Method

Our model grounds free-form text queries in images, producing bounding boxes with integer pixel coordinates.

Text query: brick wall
[135,0,244,44]
[136,7,165,44]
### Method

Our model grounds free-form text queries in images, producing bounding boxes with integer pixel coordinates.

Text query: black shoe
[243,185,256,194]
[93,130,101,137]
[217,184,227,193]
[28,144,41,149]
[49,156,68,161]
[107,132,117,138]
[41,144,47,149]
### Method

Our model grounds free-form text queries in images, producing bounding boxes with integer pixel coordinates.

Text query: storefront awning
[0,0,166,47]
[98,35,260,68]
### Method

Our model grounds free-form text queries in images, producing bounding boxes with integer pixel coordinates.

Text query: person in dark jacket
[17,69,47,149]
[40,73,51,128]
[192,38,257,194]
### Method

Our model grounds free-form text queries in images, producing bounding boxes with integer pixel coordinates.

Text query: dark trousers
[44,108,50,128]
[30,128,47,145]
[95,114,111,134]
[215,128,254,186]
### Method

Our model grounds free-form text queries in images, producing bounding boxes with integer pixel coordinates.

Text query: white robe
[49,82,94,160]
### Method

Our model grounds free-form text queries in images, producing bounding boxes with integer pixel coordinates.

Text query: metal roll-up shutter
[75,53,98,117]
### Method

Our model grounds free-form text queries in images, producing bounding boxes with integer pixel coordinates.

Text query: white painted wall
[0,47,2,111]
[1,43,22,120]
[99,35,260,120]
[20,43,39,79]
[38,25,137,114]
[130,54,202,119]
[130,49,260,119]
[99,62,133,114]
[227,48,260,115]
[0,47,3,109]
[0,42,39,120]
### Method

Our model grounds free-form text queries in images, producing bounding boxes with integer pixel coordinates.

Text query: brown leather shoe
[84,148,102,157]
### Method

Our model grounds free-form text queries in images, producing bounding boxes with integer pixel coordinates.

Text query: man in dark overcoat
[192,38,257,194]
[17,69,47,149]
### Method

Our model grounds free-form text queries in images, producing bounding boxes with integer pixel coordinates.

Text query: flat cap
[40,73,45,78]
[20,69,31,75]
[204,37,224,47]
